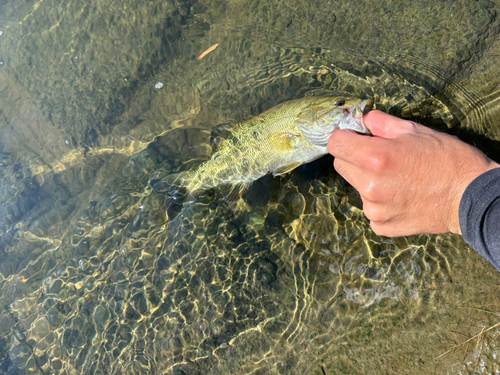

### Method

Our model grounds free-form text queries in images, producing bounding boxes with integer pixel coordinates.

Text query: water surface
[1,0,500,374]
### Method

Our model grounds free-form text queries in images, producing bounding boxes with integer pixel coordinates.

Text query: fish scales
[158,95,373,200]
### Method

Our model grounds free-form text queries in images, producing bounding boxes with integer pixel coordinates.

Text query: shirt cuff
[459,167,500,270]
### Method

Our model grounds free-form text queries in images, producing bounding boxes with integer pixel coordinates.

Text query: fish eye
[335,99,345,106]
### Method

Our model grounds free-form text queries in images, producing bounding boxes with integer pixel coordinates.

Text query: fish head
[296,96,374,147]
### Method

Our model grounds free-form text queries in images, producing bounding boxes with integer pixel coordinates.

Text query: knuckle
[363,190,379,203]
[363,151,389,171]
[361,181,382,202]
[362,204,389,223]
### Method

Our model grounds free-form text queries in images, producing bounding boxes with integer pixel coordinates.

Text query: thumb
[363,110,416,139]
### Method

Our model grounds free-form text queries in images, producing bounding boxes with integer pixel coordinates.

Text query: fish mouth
[362,99,374,115]
[347,99,374,119]
[346,99,374,134]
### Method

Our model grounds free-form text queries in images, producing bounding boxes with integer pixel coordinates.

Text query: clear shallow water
[1,0,500,374]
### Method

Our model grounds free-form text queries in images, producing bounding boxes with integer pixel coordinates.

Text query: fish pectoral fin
[267,132,303,152]
[219,181,252,201]
[272,162,303,176]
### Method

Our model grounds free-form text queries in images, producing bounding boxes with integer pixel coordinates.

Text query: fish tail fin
[150,172,192,220]
[151,171,188,200]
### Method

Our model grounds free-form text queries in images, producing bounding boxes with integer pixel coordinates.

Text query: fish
[153,95,373,205]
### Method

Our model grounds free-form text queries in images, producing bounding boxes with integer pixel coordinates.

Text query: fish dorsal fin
[210,123,235,152]
[219,181,252,201]
[272,162,303,176]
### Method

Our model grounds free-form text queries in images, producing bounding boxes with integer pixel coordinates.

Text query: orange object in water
[197,43,219,60]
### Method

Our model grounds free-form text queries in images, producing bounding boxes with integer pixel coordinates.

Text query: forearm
[460,167,500,270]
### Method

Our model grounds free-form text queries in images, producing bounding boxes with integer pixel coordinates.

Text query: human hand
[327,110,500,237]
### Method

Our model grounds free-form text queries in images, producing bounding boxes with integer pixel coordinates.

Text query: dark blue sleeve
[459,168,500,270]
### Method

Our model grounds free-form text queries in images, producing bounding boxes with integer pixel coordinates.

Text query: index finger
[327,129,388,167]
[364,110,416,138]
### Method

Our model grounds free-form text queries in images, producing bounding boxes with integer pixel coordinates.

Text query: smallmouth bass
[153,95,373,202]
